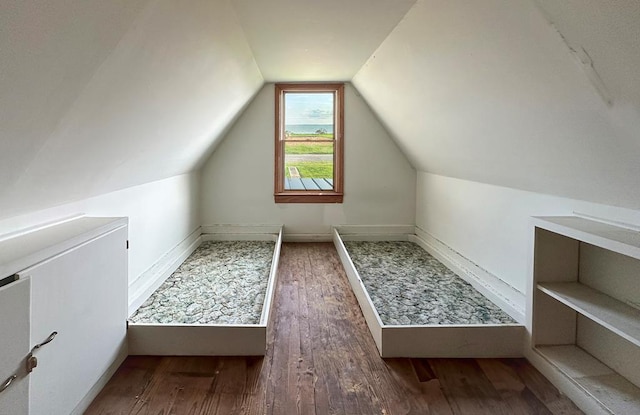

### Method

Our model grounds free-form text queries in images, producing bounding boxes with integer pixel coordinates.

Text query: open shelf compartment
[535,345,640,414]
[530,216,640,414]
[538,282,640,347]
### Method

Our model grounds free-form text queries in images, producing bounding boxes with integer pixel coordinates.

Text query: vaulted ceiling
[353,0,640,208]
[231,0,416,81]
[1,0,639,220]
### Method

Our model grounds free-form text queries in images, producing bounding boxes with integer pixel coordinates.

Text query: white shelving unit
[530,216,640,414]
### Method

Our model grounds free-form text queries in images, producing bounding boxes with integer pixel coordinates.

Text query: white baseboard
[334,225,415,241]
[128,227,202,316]
[202,233,278,242]
[412,227,526,324]
[201,224,282,235]
[203,224,330,242]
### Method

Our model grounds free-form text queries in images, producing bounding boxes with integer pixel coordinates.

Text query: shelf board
[538,282,640,347]
[536,345,640,414]
[533,216,640,260]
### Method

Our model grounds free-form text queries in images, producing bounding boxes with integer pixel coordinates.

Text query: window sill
[274,192,343,204]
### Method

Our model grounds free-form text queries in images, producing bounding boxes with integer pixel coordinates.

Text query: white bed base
[128,228,283,356]
[333,228,524,358]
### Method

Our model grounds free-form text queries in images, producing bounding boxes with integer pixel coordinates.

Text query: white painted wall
[416,172,640,296]
[353,0,640,210]
[200,84,416,237]
[1,0,263,220]
[0,173,200,288]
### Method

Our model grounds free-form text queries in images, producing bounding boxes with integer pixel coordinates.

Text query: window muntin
[275,83,344,203]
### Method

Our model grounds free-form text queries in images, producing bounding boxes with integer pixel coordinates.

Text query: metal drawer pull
[0,375,17,394]
[27,331,58,373]
[32,331,57,351]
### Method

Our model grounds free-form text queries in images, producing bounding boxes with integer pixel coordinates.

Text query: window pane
[283,92,335,191]
[284,93,334,141]
[284,141,334,191]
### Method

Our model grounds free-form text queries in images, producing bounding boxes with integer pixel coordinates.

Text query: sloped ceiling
[533,0,640,144]
[353,0,640,209]
[0,0,263,220]
[230,0,416,81]
[3,0,640,220]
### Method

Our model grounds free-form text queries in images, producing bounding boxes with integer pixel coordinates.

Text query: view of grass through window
[284,92,334,186]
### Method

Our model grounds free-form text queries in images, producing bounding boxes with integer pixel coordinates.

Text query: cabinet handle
[31,331,57,352]
[0,375,17,394]
[27,331,58,373]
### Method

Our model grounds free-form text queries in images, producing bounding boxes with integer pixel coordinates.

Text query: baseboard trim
[412,227,526,323]
[202,233,278,242]
[335,224,415,235]
[201,224,283,235]
[128,227,202,316]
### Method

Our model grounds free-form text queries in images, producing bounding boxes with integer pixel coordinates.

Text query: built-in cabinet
[530,216,640,414]
[0,217,128,415]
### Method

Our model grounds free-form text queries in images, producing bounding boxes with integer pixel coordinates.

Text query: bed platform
[128,229,282,356]
[333,229,524,358]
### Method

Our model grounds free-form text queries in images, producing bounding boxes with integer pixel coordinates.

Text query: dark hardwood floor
[86,243,582,415]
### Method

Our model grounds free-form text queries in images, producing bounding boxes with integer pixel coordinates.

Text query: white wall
[1,0,263,220]
[417,172,640,296]
[353,0,640,210]
[0,173,200,287]
[200,83,416,237]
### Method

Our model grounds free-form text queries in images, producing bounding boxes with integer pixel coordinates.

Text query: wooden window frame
[274,83,344,203]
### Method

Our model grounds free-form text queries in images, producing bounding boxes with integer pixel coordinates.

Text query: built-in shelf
[532,216,640,259]
[531,216,640,414]
[535,345,640,414]
[538,282,640,348]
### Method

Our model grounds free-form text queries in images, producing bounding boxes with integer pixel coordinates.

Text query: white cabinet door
[0,277,30,415]
[25,227,128,415]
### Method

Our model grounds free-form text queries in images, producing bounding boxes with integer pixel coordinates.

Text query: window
[274,83,344,203]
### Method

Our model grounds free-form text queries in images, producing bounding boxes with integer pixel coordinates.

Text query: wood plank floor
[86,243,583,415]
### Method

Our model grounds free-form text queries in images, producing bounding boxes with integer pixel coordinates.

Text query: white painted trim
[201,224,282,234]
[334,224,415,235]
[333,225,414,241]
[573,211,640,232]
[533,216,640,260]
[260,228,283,325]
[71,341,127,415]
[128,325,267,356]
[412,227,526,323]
[1,217,128,280]
[128,227,202,316]
[333,228,385,353]
[0,214,85,243]
[202,233,276,242]
[381,325,524,358]
[338,233,410,242]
